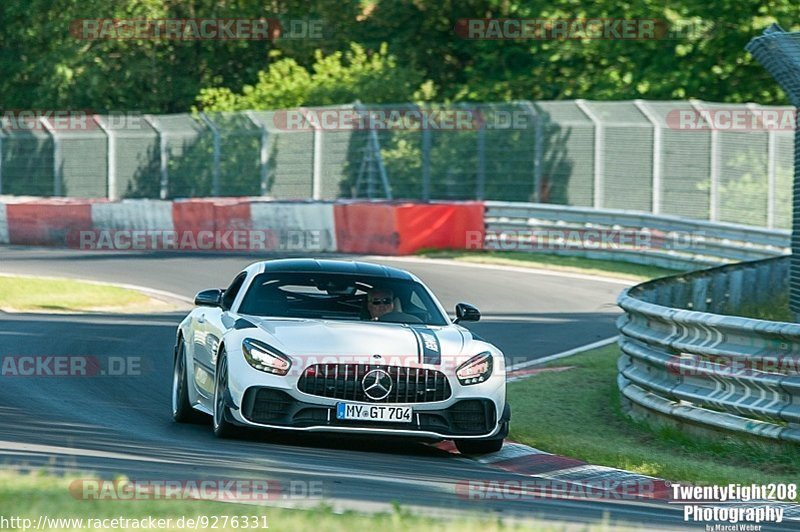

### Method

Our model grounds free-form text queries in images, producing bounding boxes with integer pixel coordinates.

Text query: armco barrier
[617,256,800,443]
[485,201,790,270]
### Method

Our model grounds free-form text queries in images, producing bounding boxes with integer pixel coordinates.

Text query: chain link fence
[0,99,794,229]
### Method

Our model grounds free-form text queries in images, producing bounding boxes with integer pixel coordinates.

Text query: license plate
[336,403,413,423]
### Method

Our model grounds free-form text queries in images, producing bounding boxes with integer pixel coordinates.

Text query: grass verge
[0,275,182,313]
[508,344,800,494]
[415,249,682,282]
[0,470,599,531]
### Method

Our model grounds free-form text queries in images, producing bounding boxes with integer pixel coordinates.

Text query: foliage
[196,43,427,111]
[2,1,800,112]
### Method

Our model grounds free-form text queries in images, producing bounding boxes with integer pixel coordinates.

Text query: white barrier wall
[250,202,337,252]
[0,203,8,244]
[91,200,175,232]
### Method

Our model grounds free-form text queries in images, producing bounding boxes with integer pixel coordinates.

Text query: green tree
[195,43,429,110]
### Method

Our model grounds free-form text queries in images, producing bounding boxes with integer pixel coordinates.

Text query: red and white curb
[435,440,671,501]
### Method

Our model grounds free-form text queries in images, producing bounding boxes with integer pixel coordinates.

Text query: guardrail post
[709,272,728,313]
[311,113,323,200]
[39,117,61,196]
[370,128,392,200]
[199,113,221,196]
[94,115,117,200]
[575,99,604,209]
[634,100,662,214]
[746,102,777,229]
[756,262,772,305]
[691,277,709,312]
[728,268,744,309]
[690,100,718,221]
[245,111,269,196]
[674,279,691,308]
[742,265,760,304]
[767,128,777,229]
[421,122,431,201]
[0,129,4,195]
[144,115,168,199]
[476,114,486,200]
[523,101,543,203]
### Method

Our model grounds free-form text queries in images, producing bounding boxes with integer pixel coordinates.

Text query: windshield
[238,272,449,326]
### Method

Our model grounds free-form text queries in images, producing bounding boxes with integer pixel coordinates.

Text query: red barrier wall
[334,202,484,255]
[7,200,94,246]
[173,199,253,235]
[333,203,397,254]
[2,199,485,254]
[395,202,484,254]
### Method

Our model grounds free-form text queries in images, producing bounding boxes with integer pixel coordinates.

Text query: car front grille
[298,364,451,403]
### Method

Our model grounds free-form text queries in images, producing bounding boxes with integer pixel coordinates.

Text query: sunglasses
[370,298,393,305]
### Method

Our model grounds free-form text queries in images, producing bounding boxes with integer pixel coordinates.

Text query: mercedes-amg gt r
[172,259,509,454]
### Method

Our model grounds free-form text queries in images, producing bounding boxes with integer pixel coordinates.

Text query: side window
[221,273,247,311]
[409,290,426,312]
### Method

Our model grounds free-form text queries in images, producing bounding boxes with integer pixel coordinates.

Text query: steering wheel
[378,311,423,324]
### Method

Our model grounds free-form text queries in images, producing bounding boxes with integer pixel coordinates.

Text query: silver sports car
[172,259,509,454]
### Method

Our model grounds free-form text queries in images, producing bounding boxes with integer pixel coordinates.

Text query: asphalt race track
[0,247,734,528]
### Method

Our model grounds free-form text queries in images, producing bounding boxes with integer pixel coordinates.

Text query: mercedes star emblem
[362,369,393,401]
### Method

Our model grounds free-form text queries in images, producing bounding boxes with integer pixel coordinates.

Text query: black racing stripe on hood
[409,326,441,365]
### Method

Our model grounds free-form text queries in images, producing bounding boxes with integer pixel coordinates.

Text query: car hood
[242,317,469,365]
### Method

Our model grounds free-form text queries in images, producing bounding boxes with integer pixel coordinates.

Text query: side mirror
[194,288,222,307]
[454,302,480,323]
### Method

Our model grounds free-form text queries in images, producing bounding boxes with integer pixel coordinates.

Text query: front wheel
[454,421,507,455]
[172,340,203,423]
[212,350,239,438]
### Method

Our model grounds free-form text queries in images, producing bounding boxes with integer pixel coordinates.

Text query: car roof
[255,258,416,281]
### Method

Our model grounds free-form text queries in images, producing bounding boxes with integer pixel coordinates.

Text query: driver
[367,287,395,320]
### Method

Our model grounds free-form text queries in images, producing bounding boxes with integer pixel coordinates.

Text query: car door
[193,272,248,397]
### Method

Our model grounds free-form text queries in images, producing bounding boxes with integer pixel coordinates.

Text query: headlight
[242,338,292,375]
[456,352,493,385]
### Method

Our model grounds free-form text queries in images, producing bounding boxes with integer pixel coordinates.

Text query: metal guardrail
[617,256,800,444]
[486,201,799,443]
[485,201,790,270]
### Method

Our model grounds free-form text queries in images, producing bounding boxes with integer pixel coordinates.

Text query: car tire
[212,350,239,438]
[172,340,204,423]
[454,421,507,455]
